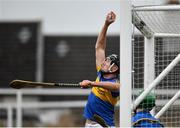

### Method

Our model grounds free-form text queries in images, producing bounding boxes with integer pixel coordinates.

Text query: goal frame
[120,3,180,127]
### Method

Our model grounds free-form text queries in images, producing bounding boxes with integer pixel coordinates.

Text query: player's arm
[95,11,116,67]
[79,80,120,91]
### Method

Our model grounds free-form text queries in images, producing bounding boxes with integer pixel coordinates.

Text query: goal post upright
[144,36,155,89]
[120,0,132,127]
[144,36,155,115]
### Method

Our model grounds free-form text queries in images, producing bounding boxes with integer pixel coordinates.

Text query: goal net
[132,5,180,127]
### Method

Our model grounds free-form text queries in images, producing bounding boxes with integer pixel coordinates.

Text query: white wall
[0,0,167,35]
[0,0,121,35]
[0,0,2,18]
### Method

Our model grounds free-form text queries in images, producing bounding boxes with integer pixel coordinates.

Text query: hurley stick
[9,80,80,89]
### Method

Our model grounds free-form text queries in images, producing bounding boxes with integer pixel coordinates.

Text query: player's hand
[105,11,116,25]
[79,80,92,88]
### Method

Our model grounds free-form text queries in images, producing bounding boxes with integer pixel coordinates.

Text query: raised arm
[95,11,116,68]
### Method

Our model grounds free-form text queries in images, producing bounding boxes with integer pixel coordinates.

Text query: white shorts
[85,121,103,128]
[85,120,116,128]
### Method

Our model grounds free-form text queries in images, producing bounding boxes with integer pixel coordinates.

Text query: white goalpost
[120,0,132,127]
[120,2,180,127]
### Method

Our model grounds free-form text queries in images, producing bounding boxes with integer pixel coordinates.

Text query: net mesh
[155,37,180,127]
[136,10,180,34]
[132,6,180,127]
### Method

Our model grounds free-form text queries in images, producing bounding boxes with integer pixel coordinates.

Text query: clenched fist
[79,80,93,88]
[105,11,116,25]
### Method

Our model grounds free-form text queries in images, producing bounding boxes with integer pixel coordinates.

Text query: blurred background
[0,0,177,127]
